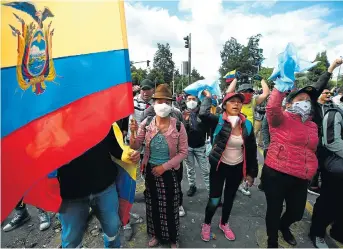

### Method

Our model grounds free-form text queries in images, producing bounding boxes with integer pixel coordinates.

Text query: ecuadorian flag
[112,123,137,226]
[223,69,236,83]
[1,1,133,221]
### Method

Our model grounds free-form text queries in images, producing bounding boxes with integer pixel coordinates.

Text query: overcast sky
[125,0,343,80]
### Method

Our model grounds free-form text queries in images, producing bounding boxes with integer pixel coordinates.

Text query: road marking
[305,200,313,216]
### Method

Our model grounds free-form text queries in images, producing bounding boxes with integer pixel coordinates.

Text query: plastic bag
[184,79,222,101]
[268,43,319,92]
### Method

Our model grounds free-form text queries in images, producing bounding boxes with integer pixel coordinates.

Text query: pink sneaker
[201,223,211,242]
[219,222,235,241]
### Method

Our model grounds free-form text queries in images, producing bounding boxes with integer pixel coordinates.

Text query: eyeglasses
[322,92,331,95]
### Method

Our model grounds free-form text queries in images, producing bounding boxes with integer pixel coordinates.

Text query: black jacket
[57,127,123,200]
[199,97,258,178]
[183,108,209,148]
[311,72,333,135]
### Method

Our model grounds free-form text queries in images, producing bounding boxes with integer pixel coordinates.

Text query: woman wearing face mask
[130,84,188,248]
[263,86,319,248]
[183,95,210,196]
[199,91,258,242]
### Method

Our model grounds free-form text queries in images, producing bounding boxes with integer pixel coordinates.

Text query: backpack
[145,116,181,132]
[321,107,343,176]
[212,114,253,145]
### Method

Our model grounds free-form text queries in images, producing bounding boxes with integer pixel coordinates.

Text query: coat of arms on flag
[4,2,57,95]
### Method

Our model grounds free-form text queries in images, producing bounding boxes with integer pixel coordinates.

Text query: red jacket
[265,89,319,180]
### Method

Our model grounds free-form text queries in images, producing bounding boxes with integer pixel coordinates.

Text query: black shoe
[3,209,31,232]
[187,185,197,197]
[280,228,297,246]
[258,183,264,191]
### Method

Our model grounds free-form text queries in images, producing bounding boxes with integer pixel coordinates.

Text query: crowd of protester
[3,57,343,249]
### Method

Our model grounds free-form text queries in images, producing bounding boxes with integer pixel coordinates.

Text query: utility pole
[172,70,175,94]
[184,33,192,86]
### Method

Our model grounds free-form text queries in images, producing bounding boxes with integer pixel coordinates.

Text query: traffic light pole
[131,60,150,67]
[188,33,192,86]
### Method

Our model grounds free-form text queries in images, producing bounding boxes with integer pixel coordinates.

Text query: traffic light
[184,36,189,48]
[147,60,150,67]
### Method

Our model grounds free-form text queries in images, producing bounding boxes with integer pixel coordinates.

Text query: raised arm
[312,58,343,99]
[255,79,270,105]
[162,123,188,170]
[199,92,219,130]
[266,89,286,127]
[129,119,147,150]
[226,78,238,94]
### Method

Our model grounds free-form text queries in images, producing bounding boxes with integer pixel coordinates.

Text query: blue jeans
[58,184,121,248]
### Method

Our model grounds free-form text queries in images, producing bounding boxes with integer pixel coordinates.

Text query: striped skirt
[145,163,180,244]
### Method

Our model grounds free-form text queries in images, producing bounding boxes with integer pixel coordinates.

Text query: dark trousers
[176,164,184,206]
[262,165,308,243]
[259,149,268,184]
[204,162,243,225]
[310,169,343,239]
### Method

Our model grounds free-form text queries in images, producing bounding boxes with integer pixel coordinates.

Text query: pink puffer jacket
[265,89,319,180]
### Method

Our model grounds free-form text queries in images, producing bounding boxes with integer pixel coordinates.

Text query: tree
[328,74,343,90]
[307,51,330,83]
[191,68,205,83]
[147,68,164,85]
[153,43,175,84]
[254,67,273,88]
[131,65,148,85]
[219,34,264,91]
[295,72,310,88]
[173,69,187,94]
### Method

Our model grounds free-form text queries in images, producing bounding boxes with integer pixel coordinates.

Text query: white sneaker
[38,210,51,231]
[179,206,186,217]
[312,236,329,248]
[238,184,251,196]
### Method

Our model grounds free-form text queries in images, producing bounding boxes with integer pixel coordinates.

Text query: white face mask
[154,103,172,118]
[186,100,198,110]
[227,116,240,128]
[288,100,312,122]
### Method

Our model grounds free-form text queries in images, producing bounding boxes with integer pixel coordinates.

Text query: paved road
[1,149,341,248]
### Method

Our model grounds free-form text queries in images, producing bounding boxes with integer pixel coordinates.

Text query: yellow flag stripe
[1,1,128,68]
[112,123,137,180]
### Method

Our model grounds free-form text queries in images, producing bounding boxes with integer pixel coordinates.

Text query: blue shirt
[149,133,170,166]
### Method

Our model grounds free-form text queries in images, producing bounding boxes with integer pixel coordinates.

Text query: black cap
[286,86,318,103]
[140,79,154,90]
